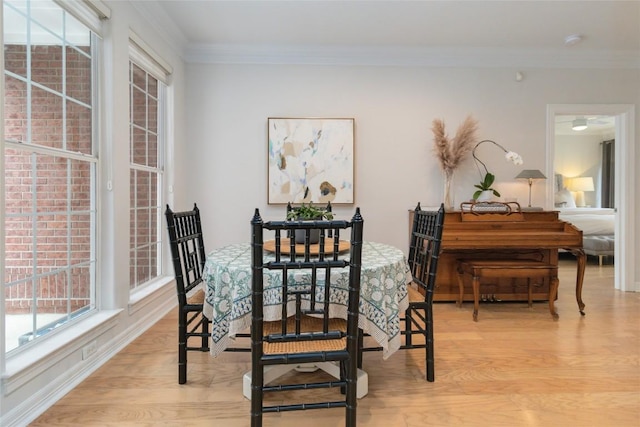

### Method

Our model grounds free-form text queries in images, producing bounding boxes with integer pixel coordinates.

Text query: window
[3,0,98,353]
[128,44,166,293]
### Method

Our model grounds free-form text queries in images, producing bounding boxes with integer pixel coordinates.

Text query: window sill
[128,276,175,315]
[2,309,121,395]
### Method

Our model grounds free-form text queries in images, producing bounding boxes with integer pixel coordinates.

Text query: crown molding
[126,1,639,69]
[184,44,640,69]
[128,0,188,58]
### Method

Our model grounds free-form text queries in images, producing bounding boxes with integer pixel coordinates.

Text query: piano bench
[456,259,559,322]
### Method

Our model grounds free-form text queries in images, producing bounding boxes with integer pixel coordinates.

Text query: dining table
[201,240,412,398]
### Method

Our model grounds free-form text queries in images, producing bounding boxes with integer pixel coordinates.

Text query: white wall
[555,134,607,208]
[184,64,639,256]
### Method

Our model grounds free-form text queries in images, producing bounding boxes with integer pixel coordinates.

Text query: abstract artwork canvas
[268,118,354,204]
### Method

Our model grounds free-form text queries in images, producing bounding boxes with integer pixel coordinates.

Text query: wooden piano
[411,205,586,314]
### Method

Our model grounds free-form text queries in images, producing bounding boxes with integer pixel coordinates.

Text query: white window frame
[128,32,170,296]
[2,0,102,359]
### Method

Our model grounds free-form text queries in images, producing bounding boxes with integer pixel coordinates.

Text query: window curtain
[601,139,615,208]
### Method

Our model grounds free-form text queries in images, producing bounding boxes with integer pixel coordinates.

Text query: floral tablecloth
[202,241,411,359]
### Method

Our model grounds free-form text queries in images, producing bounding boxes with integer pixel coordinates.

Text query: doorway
[547,104,635,292]
[554,114,614,208]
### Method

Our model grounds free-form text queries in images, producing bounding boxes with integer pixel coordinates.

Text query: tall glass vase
[443,170,454,211]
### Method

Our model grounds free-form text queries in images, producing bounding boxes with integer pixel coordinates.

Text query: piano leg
[567,248,587,315]
[456,269,464,308]
[472,275,480,322]
[549,276,559,319]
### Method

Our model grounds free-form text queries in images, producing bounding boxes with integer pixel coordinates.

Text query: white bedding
[558,208,615,216]
[558,208,615,236]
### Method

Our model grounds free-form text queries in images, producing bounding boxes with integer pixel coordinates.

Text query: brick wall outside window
[4,44,92,314]
[129,61,162,291]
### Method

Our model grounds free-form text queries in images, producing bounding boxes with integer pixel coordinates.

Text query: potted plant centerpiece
[286,202,333,244]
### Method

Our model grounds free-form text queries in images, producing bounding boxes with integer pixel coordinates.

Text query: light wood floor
[32,259,640,426]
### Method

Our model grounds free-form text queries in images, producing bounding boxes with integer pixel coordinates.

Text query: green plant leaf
[286,202,333,220]
[473,172,501,199]
[475,172,497,192]
[483,173,495,188]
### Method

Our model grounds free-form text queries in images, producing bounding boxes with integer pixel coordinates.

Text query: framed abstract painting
[267,117,354,204]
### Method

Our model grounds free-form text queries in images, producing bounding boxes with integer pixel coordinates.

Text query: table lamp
[568,176,594,207]
[515,169,547,207]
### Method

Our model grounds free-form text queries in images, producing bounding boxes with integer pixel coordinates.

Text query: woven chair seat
[187,289,205,305]
[407,283,425,303]
[263,315,347,355]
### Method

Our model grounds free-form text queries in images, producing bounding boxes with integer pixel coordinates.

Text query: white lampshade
[569,177,594,192]
[568,176,594,207]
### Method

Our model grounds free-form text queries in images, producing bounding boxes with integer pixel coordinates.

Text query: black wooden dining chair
[250,208,364,427]
[165,203,250,384]
[359,203,445,382]
[165,204,209,385]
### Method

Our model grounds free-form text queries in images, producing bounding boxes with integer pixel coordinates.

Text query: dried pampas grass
[432,115,478,174]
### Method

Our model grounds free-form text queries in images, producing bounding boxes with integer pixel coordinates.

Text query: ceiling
[133,1,640,66]
[554,115,616,137]
[130,1,631,135]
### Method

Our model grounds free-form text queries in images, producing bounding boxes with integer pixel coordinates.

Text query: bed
[554,174,615,265]
[557,207,615,265]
